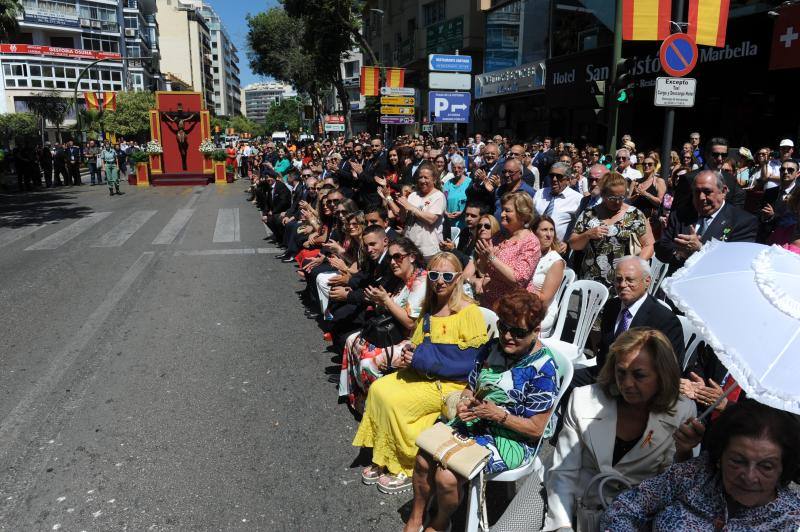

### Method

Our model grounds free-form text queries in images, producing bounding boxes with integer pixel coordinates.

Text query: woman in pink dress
[474,191,541,309]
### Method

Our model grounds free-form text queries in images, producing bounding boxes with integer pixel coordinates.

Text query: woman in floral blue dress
[404,290,561,532]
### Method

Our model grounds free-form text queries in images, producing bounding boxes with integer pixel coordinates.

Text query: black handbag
[361,313,406,348]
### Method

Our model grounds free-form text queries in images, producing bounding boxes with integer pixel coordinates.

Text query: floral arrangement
[199,138,217,154]
[145,140,163,154]
[129,150,150,163]
[210,149,227,162]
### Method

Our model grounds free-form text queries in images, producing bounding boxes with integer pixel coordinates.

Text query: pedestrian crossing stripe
[92,210,157,248]
[25,212,112,250]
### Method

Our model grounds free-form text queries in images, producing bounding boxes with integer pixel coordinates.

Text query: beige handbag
[575,471,633,532]
[415,422,491,480]
[628,231,643,256]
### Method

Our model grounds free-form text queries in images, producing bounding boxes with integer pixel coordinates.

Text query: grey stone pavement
[0,181,547,531]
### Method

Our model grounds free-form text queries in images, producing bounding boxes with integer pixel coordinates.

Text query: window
[50,36,74,47]
[343,60,358,78]
[423,1,446,27]
[124,15,138,29]
[82,34,120,53]
[17,32,33,44]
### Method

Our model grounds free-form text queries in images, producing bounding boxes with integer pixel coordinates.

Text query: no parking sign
[659,34,698,77]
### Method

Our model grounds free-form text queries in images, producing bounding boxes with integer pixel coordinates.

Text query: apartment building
[241,82,296,124]
[194,2,241,116]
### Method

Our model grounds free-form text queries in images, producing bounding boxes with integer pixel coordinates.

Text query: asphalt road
[0,181,417,531]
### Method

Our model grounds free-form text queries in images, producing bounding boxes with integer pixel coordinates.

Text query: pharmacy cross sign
[780,26,798,47]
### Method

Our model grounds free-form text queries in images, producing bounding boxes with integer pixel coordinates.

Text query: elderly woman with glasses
[354,252,489,495]
[443,154,472,230]
[570,173,653,287]
[404,290,560,532]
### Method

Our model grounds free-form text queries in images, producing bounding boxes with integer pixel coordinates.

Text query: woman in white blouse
[528,215,565,337]
[393,162,446,261]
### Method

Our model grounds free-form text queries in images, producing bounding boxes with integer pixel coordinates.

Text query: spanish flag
[101,91,117,111]
[688,0,730,47]
[385,68,405,88]
[622,0,671,41]
[84,92,99,110]
[360,66,379,97]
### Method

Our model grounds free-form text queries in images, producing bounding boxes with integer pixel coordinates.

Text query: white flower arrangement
[145,140,163,154]
[199,138,216,154]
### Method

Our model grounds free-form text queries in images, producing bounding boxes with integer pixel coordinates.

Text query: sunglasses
[477,222,493,230]
[616,156,628,161]
[780,167,798,174]
[389,252,409,262]
[497,320,533,339]
[605,194,626,201]
[427,271,458,283]
[324,199,340,206]
[643,162,655,167]
[711,152,727,158]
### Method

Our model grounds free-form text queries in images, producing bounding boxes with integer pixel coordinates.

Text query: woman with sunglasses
[340,237,427,412]
[529,216,566,337]
[463,214,501,290]
[570,173,653,287]
[629,155,667,220]
[473,191,541,310]
[405,290,560,532]
[355,252,489,494]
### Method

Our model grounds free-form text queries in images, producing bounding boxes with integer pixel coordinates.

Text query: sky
[204,0,279,88]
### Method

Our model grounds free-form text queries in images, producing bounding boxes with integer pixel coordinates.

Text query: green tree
[0,0,22,42]
[0,112,38,146]
[227,115,263,137]
[78,108,103,140]
[101,91,155,140]
[263,99,302,134]
[26,91,72,142]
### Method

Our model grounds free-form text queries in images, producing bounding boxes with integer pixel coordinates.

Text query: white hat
[779,139,794,148]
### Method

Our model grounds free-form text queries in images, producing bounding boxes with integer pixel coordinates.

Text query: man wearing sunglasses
[615,148,642,182]
[492,158,536,221]
[532,162,582,242]
[758,159,798,242]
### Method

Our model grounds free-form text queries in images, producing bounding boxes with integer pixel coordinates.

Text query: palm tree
[0,0,22,42]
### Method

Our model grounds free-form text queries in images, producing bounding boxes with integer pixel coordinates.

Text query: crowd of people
[241,128,800,531]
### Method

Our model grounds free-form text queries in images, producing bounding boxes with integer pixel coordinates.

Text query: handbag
[415,422,490,480]
[410,314,477,381]
[575,471,633,532]
[361,313,406,348]
[628,231,642,256]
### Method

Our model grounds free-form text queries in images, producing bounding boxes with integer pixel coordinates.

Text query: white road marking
[24,212,112,251]
[212,208,240,243]
[173,247,281,256]
[152,209,194,245]
[182,186,205,209]
[0,224,45,249]
[92,210,157,248]
[0,252,155,459]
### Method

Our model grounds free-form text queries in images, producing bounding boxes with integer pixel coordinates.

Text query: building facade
[0,0,161,136]
[193,2,241,116]
[241,82,296,124]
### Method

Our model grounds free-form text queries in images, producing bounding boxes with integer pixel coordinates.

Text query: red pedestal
[136,162,149,186]
[214,160,226,184]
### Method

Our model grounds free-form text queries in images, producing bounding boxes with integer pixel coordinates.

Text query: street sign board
[659,34,698,77]
[380,86,415,96]
[324,123,346,132]
[380,116,415,125]
[381,106,415,115]
[654,77,697,107]
[422,124,434,132]
[429,72,471,90]
[380,96,415,106]
[428,54,472,72]
[428,91,471,123]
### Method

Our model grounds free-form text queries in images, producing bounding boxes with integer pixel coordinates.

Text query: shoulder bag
[410,314,477,381]
[361,313,406,348]
[575,470,633,532]
[415,422,490,480]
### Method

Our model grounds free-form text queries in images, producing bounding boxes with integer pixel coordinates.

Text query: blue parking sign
[428,91,471,123]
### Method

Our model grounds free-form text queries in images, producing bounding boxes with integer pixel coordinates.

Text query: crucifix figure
[162,103,199,171]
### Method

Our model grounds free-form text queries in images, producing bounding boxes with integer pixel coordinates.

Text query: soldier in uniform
[100,141,122,196]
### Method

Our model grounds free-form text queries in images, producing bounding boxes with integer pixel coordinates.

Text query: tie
[697,216,710,236]
[615,308,633,338]
[544,197,556,217]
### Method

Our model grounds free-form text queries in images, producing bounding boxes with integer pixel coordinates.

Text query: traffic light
[612,58,636,104]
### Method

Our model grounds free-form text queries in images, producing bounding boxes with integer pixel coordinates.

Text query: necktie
[697,216,709,236]
[615,308,633,338]
[544,196,556,217]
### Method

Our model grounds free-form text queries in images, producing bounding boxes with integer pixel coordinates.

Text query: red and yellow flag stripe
[360,66,379,97]
[688,0,730,47]
[385,68,405,88]
[622,0,671,41]
[84,91,99,110]
[101,91,116,111]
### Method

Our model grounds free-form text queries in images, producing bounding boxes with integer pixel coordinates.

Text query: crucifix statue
[162,103,200,171]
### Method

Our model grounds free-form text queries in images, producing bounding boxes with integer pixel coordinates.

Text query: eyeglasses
[427,271,458,283]
[549,172,569,180]
[643,162,655,167]
[616,156,628,161]
[477,222,493,230]
[347,221,365,227]
[502,169,520,175]
[301,173,313,178]
[605,194,626,201]
[781,166,798,174]
[497,320,533,339]
[758,152,770,157]
[389,252,409,263]
[324,199,341,206]
[711,152,727,159]
[614,276,643,286]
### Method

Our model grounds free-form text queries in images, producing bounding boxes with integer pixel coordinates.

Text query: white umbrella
[662,241,800,415]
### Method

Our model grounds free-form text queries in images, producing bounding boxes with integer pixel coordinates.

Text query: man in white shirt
[615,147,642,181]
[470,133,484,157]
[532,162,582,241]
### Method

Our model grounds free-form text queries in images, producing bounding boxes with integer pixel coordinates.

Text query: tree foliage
[263,98,302,134]
[26,91,72,141]
[0,0,22,42]
[0,112,38,145]
[101,91,155,140]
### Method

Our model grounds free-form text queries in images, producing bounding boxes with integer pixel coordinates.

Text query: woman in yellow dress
[354,252,490,494]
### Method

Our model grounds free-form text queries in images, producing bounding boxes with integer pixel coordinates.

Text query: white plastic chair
[450,226,461,248]
[464,346,575,532]
[546,280,609,350]
[678,315,703,370]
[541,268,576,339]
[478,306,498,340]
[648,256,670,297]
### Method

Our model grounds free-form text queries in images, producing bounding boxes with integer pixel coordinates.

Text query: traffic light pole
[660,0,686,173]
[606,0,624,154]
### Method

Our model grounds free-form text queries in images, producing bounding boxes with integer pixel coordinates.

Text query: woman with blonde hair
[354,252,490,494]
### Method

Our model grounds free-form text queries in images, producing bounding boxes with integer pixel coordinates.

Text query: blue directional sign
[428,91,471,123]
[428,54,472,73]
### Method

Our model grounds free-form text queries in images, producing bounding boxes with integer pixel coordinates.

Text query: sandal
[376,472,412,494]
[361,464,383,485]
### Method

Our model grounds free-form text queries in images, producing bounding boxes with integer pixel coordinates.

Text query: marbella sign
[0,44,122,61]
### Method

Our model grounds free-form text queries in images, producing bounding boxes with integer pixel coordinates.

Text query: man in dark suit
[465,142,502,210]
[656,170,758,272]
[572,256,685,387]
[66,140,82,186]
[672,137,746,216]
[757,159,797,242]
[262,173,292,243]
